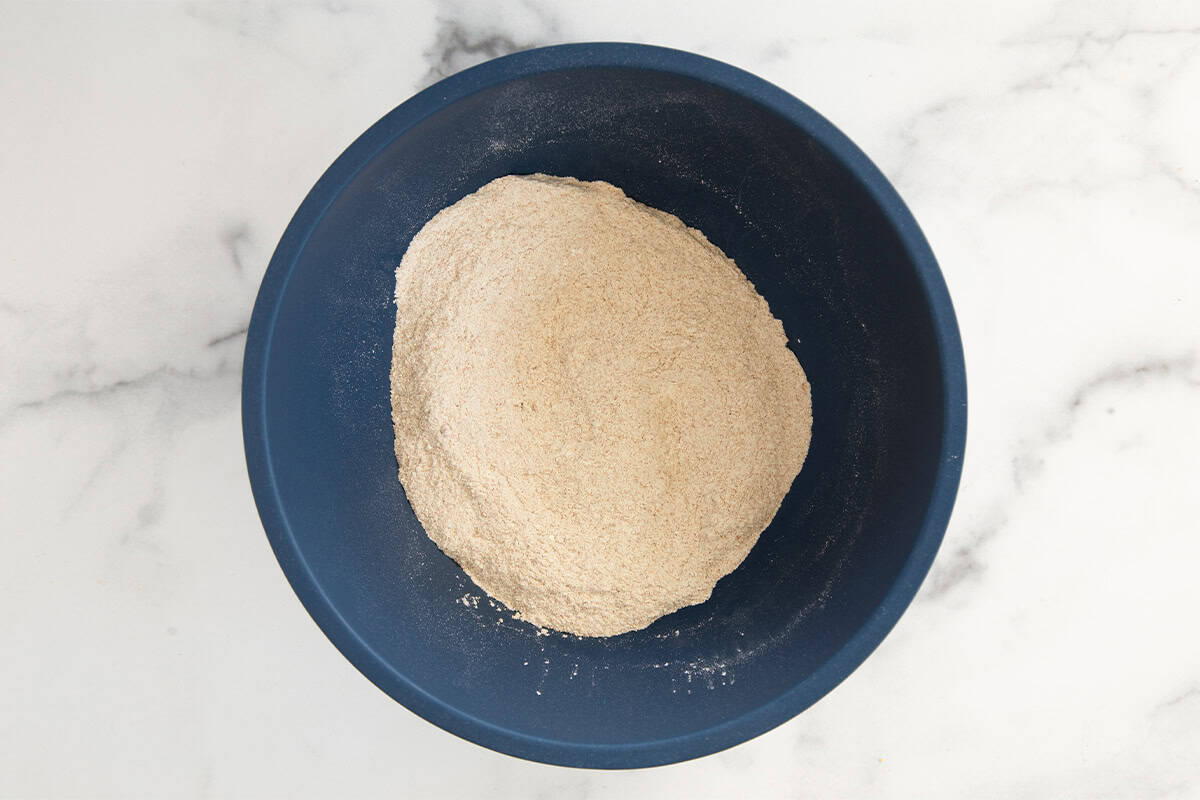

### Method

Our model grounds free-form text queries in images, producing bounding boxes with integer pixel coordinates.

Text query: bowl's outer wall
[245,44,966,768]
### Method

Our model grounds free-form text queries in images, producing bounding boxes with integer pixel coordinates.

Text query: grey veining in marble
[420,4,558,87]
[2,0,1198,797]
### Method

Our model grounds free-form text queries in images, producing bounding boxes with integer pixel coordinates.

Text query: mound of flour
[390,174,812,637]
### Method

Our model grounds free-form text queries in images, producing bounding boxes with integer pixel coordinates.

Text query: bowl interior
[254,57,952,766]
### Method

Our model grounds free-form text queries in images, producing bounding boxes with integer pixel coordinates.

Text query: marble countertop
[3,1,1198,797]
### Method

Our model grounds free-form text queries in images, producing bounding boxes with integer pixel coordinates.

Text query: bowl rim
[242,41,968,770]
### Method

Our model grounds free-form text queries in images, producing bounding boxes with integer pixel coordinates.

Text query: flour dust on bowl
[242,43,967,769]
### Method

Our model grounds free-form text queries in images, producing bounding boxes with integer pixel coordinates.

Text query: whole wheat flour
[390,174,812,637]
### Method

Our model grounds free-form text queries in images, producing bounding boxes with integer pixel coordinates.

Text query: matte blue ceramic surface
[243,43,966,768]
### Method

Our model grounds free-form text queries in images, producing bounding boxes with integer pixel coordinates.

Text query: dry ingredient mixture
[390,174,812,637]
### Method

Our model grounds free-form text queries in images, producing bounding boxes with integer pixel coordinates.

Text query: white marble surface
[2,0,1199,796]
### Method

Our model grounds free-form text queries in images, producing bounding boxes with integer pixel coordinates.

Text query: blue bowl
[243,43,966,768]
